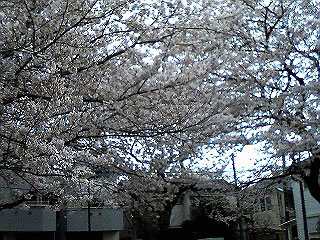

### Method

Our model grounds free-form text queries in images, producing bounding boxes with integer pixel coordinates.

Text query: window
[260,198,265,211]
[253,199,259,213]
[316,217,320,233]
[266,196,272,210]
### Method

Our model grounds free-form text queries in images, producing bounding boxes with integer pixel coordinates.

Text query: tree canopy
[1,0,320,211]
[0,0,237,209]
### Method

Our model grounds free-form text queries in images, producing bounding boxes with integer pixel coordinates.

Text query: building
[0,204,123,240]
[0,185,123,240]
[0,206,123,240]
[279,157,320,240]
[169,181,236,230]
[246,179,297,240]
[168,183,239,240]
[291,180,320,240]
[169,192,192,228]
[249,176,320,240]
[0,164,123,240]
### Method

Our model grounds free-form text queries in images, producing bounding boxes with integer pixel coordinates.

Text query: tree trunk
[303,156,320,203]
[158,209,172,240]
[56,210,67,240]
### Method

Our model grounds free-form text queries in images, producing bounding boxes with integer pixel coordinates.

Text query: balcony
[0,204,123,234]
[0,208,56,232]
[66,208,123,232]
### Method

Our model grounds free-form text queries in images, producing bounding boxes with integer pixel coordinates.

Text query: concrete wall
[103,231,120,240]
[66,208,123,232]
[170,205,184,227]
[0,208,56,232]
[169,192,191,228]
[0,208,123,234]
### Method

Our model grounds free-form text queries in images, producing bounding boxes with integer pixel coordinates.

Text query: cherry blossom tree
[207,0,320,202]
[1,0,319,218]
[0,0,242,209]
[111,139,230,239]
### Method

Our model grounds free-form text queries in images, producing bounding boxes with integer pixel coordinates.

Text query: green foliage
[132,206,159,240]
[181,193,238,240]
[191,193,237,224]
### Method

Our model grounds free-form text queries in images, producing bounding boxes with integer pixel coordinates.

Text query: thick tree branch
[303,156,320,203]
[0,190,36,211]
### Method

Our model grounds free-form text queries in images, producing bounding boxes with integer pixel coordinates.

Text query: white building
[292,180,320,240]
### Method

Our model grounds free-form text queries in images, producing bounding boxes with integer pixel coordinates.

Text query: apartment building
[291,180,320,240]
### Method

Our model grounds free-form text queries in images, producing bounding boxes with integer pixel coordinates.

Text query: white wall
[292,181,320,240]
[103,231,120,240]
[169,192,191,228]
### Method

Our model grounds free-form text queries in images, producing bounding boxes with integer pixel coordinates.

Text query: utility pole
[88,177,92,232]
[299,180,309,240]
[232,153,244,240]
[298,153,309,240]
[282,155,286,170]
[281,155,289,240]
[88,200,91,232]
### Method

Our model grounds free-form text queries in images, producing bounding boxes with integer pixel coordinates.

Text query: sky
[197,143,274,183]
